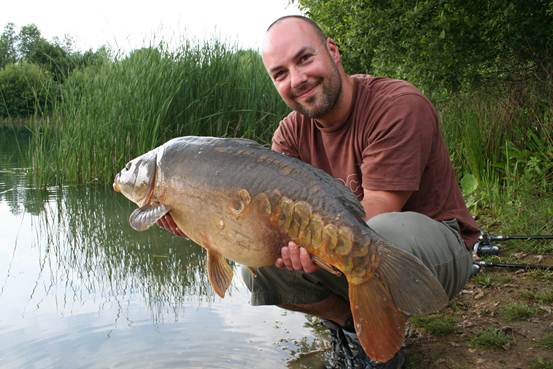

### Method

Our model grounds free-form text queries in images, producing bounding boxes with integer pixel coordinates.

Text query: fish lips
[113,150,158,207]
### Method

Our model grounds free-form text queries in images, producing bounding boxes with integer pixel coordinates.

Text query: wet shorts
[241,211,473,306]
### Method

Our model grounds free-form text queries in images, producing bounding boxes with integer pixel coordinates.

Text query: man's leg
[367,212,473,299]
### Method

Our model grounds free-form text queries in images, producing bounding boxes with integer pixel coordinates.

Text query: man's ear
[326,38,341,64]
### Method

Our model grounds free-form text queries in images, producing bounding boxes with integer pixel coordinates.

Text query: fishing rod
[473,260,553,271]
[473,231,553,257]
[471,231,553,275]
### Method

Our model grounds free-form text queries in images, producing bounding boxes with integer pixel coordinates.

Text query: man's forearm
[361,189,412,221]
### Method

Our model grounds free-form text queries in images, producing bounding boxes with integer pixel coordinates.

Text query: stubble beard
[293,64,342,119]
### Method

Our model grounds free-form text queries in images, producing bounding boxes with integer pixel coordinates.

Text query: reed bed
[28,39,552,228]
[437,77,553,221]
[29,41,289,184]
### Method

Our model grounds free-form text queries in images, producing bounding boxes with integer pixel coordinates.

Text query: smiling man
[240,15,479,369]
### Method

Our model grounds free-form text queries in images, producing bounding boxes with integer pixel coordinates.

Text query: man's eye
[273,71,285,81]
[299,54,313,63]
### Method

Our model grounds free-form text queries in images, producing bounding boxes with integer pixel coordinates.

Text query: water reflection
[30,185,211,320]
[0,128,325,369]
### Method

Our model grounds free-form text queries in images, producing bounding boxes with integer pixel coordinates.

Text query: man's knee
[367,211,473,298]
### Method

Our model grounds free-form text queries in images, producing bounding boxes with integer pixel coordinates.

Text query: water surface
[0,129,324,369]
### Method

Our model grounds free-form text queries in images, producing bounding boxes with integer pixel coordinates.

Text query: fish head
[113,149,158,207]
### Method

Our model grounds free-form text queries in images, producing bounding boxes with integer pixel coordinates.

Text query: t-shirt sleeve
[361,94,436,191]
[271,115,300,158]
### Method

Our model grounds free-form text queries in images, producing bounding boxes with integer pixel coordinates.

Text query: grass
[521,289,553,305]
[528,270,553,282]
[28,40,289,185]
[410,314,456,336]
[539,333,553,350]
[471,327,512,349]
[21,38,552,209]
[500,303,538,321]
[530,357,553,369]
[471,271,514,288]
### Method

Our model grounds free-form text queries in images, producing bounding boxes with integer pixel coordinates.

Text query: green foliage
[0,22,17,68]
[438,75,553,218]
[296,0,553,95]
[30,41,288,184]
[521,289,553,305]
[530,357,553,369]
[471,327,512,349]
[500,303,538,321]
[0,62,55,117]
[539,333,553,350]
[410,314,456,336]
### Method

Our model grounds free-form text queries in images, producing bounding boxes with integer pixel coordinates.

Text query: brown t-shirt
[272,75,480,249]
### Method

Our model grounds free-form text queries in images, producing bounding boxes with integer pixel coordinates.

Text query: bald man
[241,15,478,369]
[158,15,478,369]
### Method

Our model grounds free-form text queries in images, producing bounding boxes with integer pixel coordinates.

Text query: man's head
[262,16,345,119]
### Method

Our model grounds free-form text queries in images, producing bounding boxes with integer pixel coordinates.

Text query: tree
[18,24,42,60]
[0,23,18,68]
[0,62,55,117]
[295,0,553,95]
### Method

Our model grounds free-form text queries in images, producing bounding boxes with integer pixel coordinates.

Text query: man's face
[262,19,342,118]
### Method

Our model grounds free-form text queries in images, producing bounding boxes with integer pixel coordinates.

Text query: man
[159,15,479,369]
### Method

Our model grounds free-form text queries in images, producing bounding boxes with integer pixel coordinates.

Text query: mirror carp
[113,136,448,362]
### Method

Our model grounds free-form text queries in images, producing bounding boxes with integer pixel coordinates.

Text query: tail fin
[347,240,449,362]
[349,278,407,363]
[376,241,449,315]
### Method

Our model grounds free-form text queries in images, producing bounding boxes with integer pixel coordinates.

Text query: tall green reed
[30,40,289,185]
[439,77,553,191]
[438,76,553,222]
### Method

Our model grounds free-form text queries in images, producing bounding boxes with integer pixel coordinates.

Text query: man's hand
[275,241,318,273]
[156,213,188,238]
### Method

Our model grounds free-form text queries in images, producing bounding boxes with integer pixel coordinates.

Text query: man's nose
[290,67,308,90]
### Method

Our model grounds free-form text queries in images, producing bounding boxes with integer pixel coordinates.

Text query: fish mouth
[113,174,121,192]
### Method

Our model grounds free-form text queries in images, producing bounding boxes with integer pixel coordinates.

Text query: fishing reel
[473,231,500,257]
[470,231,553,276]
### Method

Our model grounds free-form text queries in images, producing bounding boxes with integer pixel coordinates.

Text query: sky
[1,0,302,53]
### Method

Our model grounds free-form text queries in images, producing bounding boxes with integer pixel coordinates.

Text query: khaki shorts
[241,212,473,305]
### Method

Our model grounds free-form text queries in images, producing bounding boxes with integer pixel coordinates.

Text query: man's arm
[360,189,412,221]
[275,189,412,272]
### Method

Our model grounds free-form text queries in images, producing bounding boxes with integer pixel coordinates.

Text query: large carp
[113,136,448,362]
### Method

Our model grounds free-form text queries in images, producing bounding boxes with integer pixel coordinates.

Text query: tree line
[0,23,108,118]
[295,0,553,96]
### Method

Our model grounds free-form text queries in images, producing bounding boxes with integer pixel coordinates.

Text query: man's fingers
[288,242,302,270]
[281,246,292,270]
[299,247,318,273]
[275,241,318,273]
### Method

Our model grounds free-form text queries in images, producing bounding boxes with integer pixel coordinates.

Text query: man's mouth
[294,81,320,100]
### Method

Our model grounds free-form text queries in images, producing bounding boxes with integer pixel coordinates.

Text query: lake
[0,128,325,369]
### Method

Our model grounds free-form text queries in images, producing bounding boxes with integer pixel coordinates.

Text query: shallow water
[0,129,324,369]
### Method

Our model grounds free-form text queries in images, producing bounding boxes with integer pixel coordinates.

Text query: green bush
[0,62,56,117]
[297,1,553,96]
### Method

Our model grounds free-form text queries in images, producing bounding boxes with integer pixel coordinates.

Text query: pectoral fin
[129,203,170,231]
[207,250,234,298]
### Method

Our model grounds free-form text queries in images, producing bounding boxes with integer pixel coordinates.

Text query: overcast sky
[1,0,302,52]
